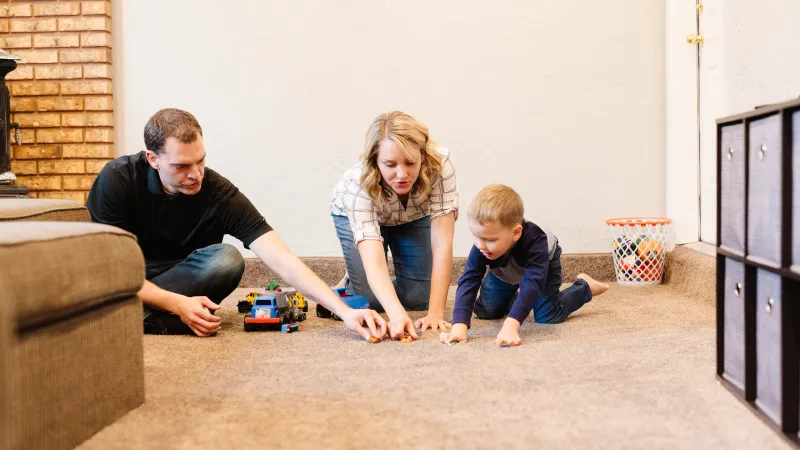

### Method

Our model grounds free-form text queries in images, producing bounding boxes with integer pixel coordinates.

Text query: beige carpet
[78,284,790,450]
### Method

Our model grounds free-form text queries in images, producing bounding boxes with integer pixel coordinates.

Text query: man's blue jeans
[332,214,432,312]
[143,243,245,334]
[474,245,592,324]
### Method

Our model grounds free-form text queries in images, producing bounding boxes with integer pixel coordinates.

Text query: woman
[330,111,459,340]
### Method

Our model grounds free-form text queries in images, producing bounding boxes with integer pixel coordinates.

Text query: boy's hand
[493,318,522,347]
[440,323,468,344]
[339,308,388,341]
[415,314,452,333]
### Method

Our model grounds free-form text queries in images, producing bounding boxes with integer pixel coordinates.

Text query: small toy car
[289,292,309,313]
[281,323,299,333]
[316,287,370,320]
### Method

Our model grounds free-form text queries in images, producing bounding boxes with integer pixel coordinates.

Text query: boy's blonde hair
[360,111,443,202]
[468,184,524,228]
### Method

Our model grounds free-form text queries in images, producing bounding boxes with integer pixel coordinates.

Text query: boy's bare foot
[334,275,348,289]
[577,273,609,296]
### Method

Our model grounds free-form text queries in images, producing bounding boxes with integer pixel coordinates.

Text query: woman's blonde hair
[360,111,443,202]
[468,184,524,228]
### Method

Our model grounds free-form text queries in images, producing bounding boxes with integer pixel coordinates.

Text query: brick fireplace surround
[0,0,113,203]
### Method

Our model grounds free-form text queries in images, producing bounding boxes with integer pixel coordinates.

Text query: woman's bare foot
[577,273,609,296]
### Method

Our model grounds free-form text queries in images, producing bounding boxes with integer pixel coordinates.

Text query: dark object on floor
[316,304,332,318]
[143,312,193,335]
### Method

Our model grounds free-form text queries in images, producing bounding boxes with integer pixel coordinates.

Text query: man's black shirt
[86,151,272,261]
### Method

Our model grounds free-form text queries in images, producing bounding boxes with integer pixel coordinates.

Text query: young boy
[441,184,609,347]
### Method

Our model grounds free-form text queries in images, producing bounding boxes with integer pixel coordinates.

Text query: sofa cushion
[0,222,144,330]
[0,198,90,222]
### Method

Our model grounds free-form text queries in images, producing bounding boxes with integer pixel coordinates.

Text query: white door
[666,0,700,245]
[698,0,723,244]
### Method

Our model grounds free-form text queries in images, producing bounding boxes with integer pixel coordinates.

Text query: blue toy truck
[244,292,306,332]
[315,287,370,320]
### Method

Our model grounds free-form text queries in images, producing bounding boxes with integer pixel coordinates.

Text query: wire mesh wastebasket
[606,217,674,285]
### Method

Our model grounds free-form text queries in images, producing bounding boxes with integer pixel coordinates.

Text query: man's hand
[339,308,388,341]
[387,312,419,340]
[415,314,452,333]
[440,323,468,345]
[493,318,522,347]
[176,296,221,337]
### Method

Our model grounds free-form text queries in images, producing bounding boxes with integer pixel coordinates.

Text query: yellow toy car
[289,292,309,312]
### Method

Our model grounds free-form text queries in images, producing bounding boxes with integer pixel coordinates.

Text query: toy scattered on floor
[448,341,458,346]
[398,334,413,343]
[243,290,306,332]
[498,340,510,348]
[316,287,370,320]
[281,323,299,333]
[266,280,280,291]
[368,336,381,343]
[290,291,309,312]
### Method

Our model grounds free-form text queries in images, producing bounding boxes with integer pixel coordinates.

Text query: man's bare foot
[577,273,609,296]
[334,274,348,289]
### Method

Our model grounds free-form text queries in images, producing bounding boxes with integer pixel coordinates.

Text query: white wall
[113,0,666,257]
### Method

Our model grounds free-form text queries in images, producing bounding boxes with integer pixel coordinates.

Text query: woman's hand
[340,308,388,341]
[387,312,419,341]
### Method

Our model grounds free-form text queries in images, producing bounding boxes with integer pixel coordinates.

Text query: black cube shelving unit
[716,97,800,447]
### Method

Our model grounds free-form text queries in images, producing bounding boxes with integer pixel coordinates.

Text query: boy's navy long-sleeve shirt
[453,220,556,327]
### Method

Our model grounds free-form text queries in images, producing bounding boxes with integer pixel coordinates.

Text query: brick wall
[0,0,112,203]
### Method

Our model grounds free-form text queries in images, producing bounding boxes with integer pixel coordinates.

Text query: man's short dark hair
[144,108,203,154]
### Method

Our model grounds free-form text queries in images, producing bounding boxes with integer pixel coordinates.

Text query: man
[87,108,386,340]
